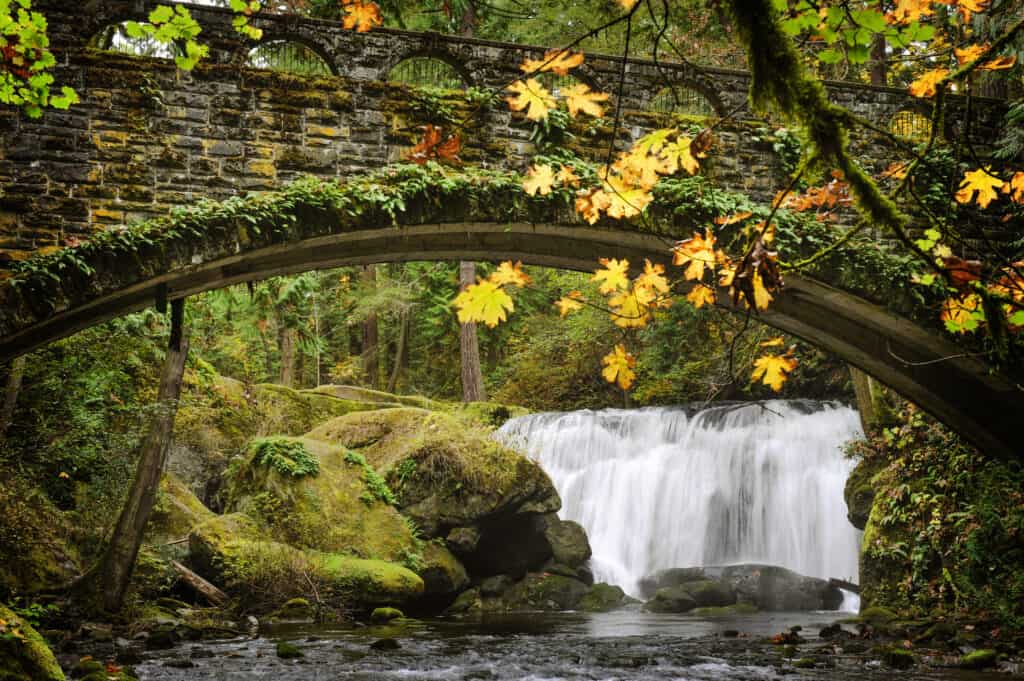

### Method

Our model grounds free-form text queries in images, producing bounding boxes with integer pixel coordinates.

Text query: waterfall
[496,400,863,597]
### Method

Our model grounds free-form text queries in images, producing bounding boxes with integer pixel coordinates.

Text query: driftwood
[829,578,860,594]
[171,560,228,606]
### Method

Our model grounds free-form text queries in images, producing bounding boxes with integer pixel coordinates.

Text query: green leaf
[1009,310,1024,326]
[123,20,146,38]
[853,9,887,33]
[149,5,174,24]
[818,48,843,64]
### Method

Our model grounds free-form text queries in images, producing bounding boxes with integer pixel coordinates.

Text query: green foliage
[343,450,396,505]
[125,5,208,71]
[249,437,320,478]
[850,408,1024,626]
[0,0,79,117]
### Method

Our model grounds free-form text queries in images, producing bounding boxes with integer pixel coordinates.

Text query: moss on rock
[223,437,417,563]
[0,604,65,681]
[577,583,629,612]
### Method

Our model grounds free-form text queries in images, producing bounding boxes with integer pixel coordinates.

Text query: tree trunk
[868,1,887,86]
[459,261,487,402]
[387,308,409,394]
[95,299,189,613]
[361,265,379,388]
[0,355,26,441]
[460,2,477,36]
[279,327,297,387]
[849,365,876,432]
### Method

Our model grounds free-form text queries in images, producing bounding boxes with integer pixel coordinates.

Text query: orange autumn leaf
[556,165,580,187]
[519,49,585,76]
[406,125,461,165]
[955,44,988,64]
[672,229,717,281]
[714,211,754,226]
[506,79,556,121]
[635,259,671,296]
[575,188,610,225]
[751,352,798,392]
[601,344,637,389]
[600,173,654,219]
[941,293,983,333]
[909,68,949,98]
[554,291,584,317]
[1002,172,1024,203]
[562,83,609,118]
[980,55,1016,70]
[522,164,557,196]
[341,0,382,32]
[887,0,934,24]
[489,261,531,288]
[956,167,1003,209]
[881,161,910,181]
[956,0,988,22]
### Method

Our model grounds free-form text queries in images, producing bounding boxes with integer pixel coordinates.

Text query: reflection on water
[133,610,998,681]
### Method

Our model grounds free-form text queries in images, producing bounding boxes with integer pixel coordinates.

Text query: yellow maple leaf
[454,280,515,328]
[506,79,556,121]
[554,291,584,317]
[980,55,1016,70]
[908,68,949,98]
[489,261,531,288]
[523,164,557,196]
[635,128,674,155]
[751,353,798,392]
[1002,172,1024,202]
[608,288,652,328]
[557,165,580,187]
[686,284,716,309]
[941,293,983,333]
[341,0,383,32]
[618,0,640,9]
[602,173,654,219]
[562,83,609,118]
[660,136,701,175]
[760,336,785,347]
[672,229,717,281]
[956,167,1003,209]
[601,344,637,389]
[719,264,736,288]
[751,270,774,311]
[519,49,585,76]
[592,257,631,294]
[612,150,667,190]
[635,259,671,296]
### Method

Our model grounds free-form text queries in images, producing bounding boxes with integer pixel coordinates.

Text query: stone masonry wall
[0,0,1005,264]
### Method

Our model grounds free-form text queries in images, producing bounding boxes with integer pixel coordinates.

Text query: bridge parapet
[0,0,1005,264]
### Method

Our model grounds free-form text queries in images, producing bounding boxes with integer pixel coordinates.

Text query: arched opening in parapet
[648,85,718,118]
[387,57,468,90]
[90,22,181,60]
[245,40,335,76]
[888,108,932,143]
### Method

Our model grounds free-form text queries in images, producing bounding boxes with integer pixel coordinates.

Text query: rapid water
[496,400,863,597]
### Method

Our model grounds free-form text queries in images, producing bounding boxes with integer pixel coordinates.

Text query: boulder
[415,542,469,599]
[501,572,590,611]
[640,564,843,611]
[188,513,423,608]
[221,436,418,563]
[304,408,561,537]
[843,457,884,530]
[146,473,216,545]
[0,604,64,681]
[645,585,698,613]
[577,583,629,612]
[543,517,591,568]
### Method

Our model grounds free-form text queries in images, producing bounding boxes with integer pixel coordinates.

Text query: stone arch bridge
[0,1,1019,459]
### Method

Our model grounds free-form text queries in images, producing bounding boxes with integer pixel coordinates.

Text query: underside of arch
[0,215,1019,462]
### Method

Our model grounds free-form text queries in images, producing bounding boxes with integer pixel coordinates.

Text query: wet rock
[682,579,737,607]
[577,583,628,612]
[479,575,515,597]
[416,542,469,599]
[543,517,591,568]
[502,572,589,611]
[444,588,481,615]
[163,657,195,668]
[643,564,842,611]
[959,649,998,669]
[638,568,706,596]
[445,527,480,557]
[370,638,401,651]
[270,598,315,622]
[877,645,915,669]
[645,586,698,613]
[72,658,106,678]
[79,623,113,643]
[370,607,404,623]
[275,641,303,659]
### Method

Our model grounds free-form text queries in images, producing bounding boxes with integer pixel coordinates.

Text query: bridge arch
[380,48,476,89]
[245,37,336,76]
[0,176,1019,461]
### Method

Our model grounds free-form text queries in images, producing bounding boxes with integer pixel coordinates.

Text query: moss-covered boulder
[0,477,78,595]
[645,585,698,613]
[305,408,562,578]
[501,572,590,611]
[307,385,440,410]
[640,565,842,611]
[577,583,629,612]
[222,436,418,564]
[0,604,64,681]
[843,456,883,531]
[416,542,469,599]
[543,517,591,568]
[187,513,423,609]
[146,473,215,545]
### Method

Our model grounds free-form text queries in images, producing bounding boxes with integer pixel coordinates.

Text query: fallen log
[829,578,860,594]
[171,560,228,606]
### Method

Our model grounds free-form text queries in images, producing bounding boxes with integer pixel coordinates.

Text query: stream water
[133,611,1003,680]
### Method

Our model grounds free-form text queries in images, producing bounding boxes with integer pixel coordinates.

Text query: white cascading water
[496,400,863,599]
